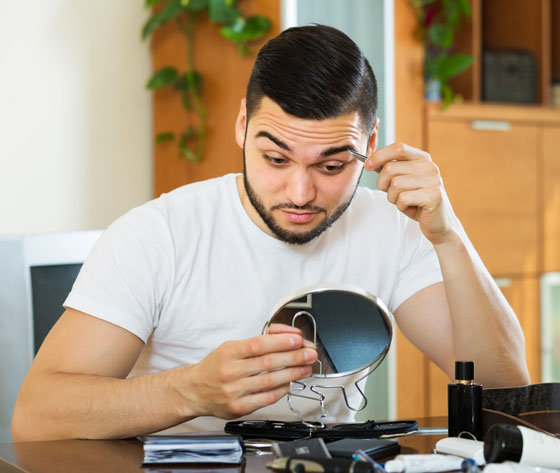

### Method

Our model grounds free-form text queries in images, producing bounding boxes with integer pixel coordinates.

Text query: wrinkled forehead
[248,97,366,147]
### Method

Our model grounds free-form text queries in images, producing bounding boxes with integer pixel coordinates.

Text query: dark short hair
[246,25,378,132]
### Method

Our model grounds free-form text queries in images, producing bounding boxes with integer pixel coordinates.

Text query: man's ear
[368,117,380,155]
[235,98,247,149]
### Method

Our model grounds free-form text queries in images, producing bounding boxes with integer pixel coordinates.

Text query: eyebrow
[255,131,357,160]
[255,131,291,151]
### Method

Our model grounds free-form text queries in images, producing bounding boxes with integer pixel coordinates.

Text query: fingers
[385,172,441,204]
[192,333,319,420]
[221,383,293,419]
[232,366,312,411]
[266,323,302,335]
[232,345,318,379]
[377,159,439,193]
[231,333,304,360]
[265,324,316,349]
[365,142,431,172]
[394,187,442,214]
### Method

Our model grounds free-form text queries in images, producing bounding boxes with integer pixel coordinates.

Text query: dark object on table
[224,419,417,441]
[483,50,537,104]
[448,361,483,440]
[482,383,560,438]
[141,433,244,465]
[326,437,400,460]
[268,456,374,473]
[272,438,331,459]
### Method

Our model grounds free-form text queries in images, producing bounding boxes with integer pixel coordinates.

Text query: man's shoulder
[141,173,237,218]
[107,174,238,236]
[352,186,397,215]
[156,173,237,206]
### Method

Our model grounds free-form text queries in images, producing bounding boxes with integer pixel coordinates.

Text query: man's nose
[285,169,316,207]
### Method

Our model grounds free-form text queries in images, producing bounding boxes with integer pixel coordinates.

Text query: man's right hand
[179,323,318,419]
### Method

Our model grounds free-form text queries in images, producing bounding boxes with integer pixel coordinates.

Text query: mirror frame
[262,282,394,379]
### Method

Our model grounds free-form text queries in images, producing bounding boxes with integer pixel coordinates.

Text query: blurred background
[1,0,559,442]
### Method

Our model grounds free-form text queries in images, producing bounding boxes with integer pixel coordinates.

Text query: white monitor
[0,230,102,442]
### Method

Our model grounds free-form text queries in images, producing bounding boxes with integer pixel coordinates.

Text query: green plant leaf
[174,72,202,91]
[441,82,454,108]
[208,0,241,24]
[455,0,471,17]
[220,20,243,42]
[186,70,203,92]
[142,0,183,39]
[181,0,208,12]
[239,16,270,40]
[174,74,189,91]
[146,0,166,7]
[156,132,175,143]
[220,15,269,54]
[180,125,197,143]
[147,67,179,89]
[427,24,453,48]
[180,143,201,162]
[181,92,192,109]
[436,53,473,80]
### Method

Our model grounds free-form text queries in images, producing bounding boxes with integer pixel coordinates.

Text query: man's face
[235,97,378,244]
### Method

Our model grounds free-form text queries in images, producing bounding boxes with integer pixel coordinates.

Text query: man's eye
[319,163,346,174]
[264,155,287,166]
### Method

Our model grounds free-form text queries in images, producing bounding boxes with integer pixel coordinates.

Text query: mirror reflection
[263,284,393,377]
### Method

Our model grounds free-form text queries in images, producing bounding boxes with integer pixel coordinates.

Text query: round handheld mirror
[262,283,394,378]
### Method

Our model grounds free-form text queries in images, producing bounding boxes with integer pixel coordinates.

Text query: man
[12,25,529,441]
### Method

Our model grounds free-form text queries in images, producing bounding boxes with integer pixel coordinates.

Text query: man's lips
[280,210,319,224]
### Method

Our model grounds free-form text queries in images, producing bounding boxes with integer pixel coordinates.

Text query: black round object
[455,361,475,381]
[484,424,523,463]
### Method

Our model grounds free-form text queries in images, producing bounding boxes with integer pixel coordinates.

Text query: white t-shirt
[64,173,442,432]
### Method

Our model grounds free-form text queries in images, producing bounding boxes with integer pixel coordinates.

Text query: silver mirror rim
[262,282,394,379]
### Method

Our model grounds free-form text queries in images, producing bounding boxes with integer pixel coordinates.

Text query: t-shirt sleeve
[63,205,174,343]
[389,217,443,312]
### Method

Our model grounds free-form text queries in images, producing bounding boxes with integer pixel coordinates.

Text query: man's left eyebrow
[320,146,357,158]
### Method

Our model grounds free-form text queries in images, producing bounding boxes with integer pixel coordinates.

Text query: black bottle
[448,361,482,440]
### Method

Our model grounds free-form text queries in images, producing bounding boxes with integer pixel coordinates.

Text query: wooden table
[0,417,447,473]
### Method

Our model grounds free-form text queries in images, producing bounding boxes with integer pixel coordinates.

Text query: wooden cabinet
[543,126,560,272]
[394,0,560,419]
[427,118,539,276]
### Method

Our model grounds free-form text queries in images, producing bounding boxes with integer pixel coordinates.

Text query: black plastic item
[326,438,400,460]
[448,361,483,440]
[483,50,537,104]
[456,361,474,381]
[284,457,373,473]
[484,424,523,463]
[224,419,418,441]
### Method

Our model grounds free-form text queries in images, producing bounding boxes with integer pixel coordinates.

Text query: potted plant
[411,0,473,106]
[142,0,270,162]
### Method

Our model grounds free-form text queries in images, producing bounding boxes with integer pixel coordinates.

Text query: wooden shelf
[426,101,560,124]
[450,0,558,106]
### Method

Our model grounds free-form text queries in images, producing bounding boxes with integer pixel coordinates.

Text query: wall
[0,1,152,236]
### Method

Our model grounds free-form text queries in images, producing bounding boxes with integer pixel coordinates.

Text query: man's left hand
[365,142,456,246]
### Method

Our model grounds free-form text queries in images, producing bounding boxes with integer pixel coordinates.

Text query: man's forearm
[12,368,195,441]
[434,223,530,386]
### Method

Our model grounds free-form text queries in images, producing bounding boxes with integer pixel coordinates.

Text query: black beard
[242,148,359,245]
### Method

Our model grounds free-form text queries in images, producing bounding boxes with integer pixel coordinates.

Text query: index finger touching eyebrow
[365,142,429,171]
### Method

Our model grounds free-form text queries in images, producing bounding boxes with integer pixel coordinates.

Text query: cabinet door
[425,275,541,417]
[543,126,560,272]
[427,120,539,276]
